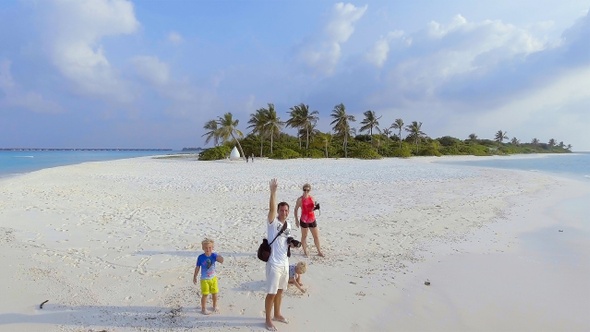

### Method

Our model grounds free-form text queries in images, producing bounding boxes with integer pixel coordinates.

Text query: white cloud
[482,66,590,129]
[40,0,139,101]
[326,3,368,42]
[0,59,15,89]
[439,65,590,146]
[0,59,63,114]
[365,30,404,67]
[132,56,170,86]
[297,3,367,75]
[168,31,184,45]
[365,15,549,106]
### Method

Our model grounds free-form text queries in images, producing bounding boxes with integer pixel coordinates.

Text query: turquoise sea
[0,150,177,179]
[436,152,590,182]
[1,150,588,181]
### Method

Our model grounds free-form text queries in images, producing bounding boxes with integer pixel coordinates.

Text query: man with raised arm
[264,178,291,331]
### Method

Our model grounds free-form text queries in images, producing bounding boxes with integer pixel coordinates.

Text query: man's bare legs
[273,289,288,322]
[265,289,288,331]
[265,293,277,331]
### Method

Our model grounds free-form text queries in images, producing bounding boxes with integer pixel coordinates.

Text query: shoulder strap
[268,220,287,246]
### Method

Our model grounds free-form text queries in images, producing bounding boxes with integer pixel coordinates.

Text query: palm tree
[317,132,332,157]
[391,118,404,148]
[330,103,356,158]
[287,103,319,150]
[247,108,269,157]
[286,105,305,148]
[548,138,556,147]
[495,130,508,144]
[511,137,520,145]
[202,119,220,146]
[468,133,478,142]
[531,138,540,146]
[382,127,392,138]
[262,103,283,155]
[405,121,424,154]
[359,110,381,145]
[217,112,246,161]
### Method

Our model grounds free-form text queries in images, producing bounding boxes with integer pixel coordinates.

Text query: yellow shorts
[200,276,219,295]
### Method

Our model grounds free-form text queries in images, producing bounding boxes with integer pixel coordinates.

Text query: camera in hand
[313,202,320,211]
[287,237,302,248]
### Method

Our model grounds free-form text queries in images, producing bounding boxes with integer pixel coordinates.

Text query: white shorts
[266,263,288,294]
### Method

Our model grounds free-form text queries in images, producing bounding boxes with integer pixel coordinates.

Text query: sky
[0,0,589,151]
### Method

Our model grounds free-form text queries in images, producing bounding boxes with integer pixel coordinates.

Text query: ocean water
[2,150,588,182]
[436,153,590,182]
[0,150,177,179]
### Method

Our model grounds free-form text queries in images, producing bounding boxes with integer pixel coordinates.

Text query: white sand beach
[0,156,589,332]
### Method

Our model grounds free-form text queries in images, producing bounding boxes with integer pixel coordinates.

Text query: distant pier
[0,148,173,151]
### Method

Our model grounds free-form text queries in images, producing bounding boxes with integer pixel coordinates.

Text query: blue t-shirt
[196,253,218,280]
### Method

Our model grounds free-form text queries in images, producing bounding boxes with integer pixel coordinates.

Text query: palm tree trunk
[231,134,247,161]
[343,135,348,158]
[270,134,274,155]
[259,137,264,157]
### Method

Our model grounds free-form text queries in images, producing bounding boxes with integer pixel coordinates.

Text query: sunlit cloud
[296,2,368,76]
[40,0,139,101]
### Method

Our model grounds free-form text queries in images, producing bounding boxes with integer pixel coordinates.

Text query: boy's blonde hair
[202,238,214,246]
[295,261,307,274]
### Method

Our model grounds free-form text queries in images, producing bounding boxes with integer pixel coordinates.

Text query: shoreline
[1,151,585,181]
[0,157,588,331]
[382,176,590,331]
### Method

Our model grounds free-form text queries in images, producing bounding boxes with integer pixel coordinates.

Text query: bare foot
[318,252,325,257]
[201,309,211,315]
[273,316,289,324]
[213,306,220,314]
[265,322,277,331]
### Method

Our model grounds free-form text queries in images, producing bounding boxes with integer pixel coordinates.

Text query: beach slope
[0,157,588,331]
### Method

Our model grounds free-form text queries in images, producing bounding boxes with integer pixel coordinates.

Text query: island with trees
[199,103,572,161]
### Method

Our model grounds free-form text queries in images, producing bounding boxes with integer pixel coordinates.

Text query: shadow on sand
[1,303,265,330]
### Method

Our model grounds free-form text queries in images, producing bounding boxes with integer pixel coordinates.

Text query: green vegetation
[199,103,573,160]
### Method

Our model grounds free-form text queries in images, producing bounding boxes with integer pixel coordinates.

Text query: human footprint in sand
[193,238,224,315]
[288,261,307,293]
[265,178,292,331]
[294,183,324,257]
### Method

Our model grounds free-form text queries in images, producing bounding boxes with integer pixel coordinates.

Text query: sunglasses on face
[303,189,310,192]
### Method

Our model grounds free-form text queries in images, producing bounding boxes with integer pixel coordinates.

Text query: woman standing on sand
[294,183,324,257]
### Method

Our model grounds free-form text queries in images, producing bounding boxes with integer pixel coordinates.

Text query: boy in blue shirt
[193,238,224,314]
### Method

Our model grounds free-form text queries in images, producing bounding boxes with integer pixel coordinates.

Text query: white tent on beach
[229,146,241,160]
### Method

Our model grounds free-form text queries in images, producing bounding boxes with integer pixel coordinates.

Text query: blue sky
[1,0,589,150]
